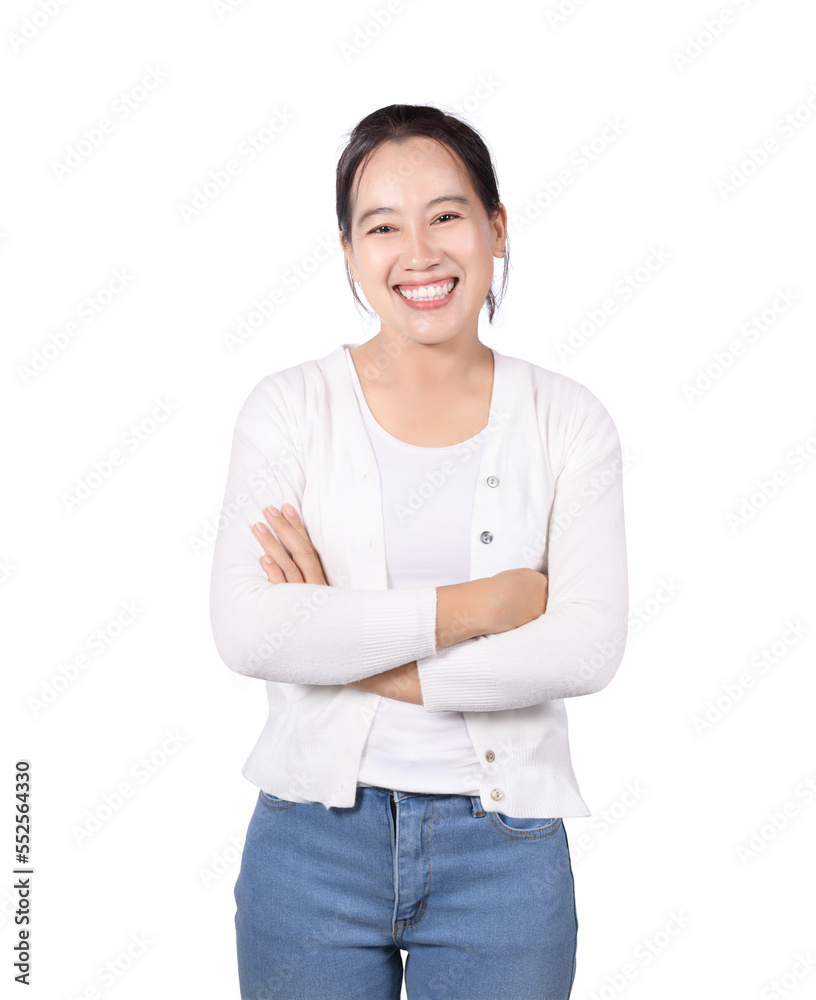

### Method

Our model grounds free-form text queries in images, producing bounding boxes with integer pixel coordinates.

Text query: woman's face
[342,136,506,346]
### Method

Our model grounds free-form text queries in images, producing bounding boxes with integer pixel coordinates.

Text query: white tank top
[345,346,485,795]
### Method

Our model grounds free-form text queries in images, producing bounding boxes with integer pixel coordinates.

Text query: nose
[399,224,443,271]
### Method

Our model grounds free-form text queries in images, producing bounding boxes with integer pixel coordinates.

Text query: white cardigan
[209,341,629,817]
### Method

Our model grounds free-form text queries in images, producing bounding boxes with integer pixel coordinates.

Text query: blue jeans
[235,785,578,999]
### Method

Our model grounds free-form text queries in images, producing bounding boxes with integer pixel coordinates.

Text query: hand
[252,503,422,704]
[252,503,328,585]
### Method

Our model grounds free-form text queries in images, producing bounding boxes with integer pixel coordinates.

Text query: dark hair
[336,104,509,324]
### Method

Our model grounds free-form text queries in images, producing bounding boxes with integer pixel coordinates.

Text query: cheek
[358,244,392,280]
[456,227,495,265]
[461,242,498,286]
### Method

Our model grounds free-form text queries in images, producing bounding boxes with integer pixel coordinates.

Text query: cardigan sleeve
[208,375,439,684]
[415,384,629,712]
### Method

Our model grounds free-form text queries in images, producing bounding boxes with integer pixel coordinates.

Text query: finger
[267,503,318,552]
[252,521,304,583]
[264,504,328,585]
[260,553,287,584]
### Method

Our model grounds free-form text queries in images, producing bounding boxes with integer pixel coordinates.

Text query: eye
[367,214,460,235]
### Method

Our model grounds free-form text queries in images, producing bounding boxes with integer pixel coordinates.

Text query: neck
[351,331,493,392]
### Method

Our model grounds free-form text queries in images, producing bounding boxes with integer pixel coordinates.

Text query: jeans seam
[563,822,579,997]
[258,790,296,810]
[395,796,435,933]
[488,816,563,840]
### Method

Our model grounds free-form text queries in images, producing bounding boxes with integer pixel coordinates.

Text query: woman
[210,104,628,1000]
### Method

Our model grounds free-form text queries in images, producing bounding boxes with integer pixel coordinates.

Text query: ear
[492,202,508,255]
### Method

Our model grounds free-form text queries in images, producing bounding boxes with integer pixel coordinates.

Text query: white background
[3,1,815,998]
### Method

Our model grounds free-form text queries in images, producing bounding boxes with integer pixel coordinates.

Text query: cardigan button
[480,530,493,544]
[490,788,504,801]
[485,750,495,763]
[486,476,499,487]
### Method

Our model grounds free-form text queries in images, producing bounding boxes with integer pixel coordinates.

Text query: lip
[393,276,459,310]
[394,276,457,290]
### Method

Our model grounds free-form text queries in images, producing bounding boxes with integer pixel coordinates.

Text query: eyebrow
[355,195,471,231]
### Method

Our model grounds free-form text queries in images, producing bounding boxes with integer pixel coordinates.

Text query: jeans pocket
[488,813,562,840]
[258,789,297,810]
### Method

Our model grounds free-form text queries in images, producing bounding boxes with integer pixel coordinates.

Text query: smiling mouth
[395,277,458,301]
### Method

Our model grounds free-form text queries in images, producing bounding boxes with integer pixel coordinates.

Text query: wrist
[435,578,495,650]
[346,662,422,705]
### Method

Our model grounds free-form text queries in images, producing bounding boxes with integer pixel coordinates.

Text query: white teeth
[397,279,455,301]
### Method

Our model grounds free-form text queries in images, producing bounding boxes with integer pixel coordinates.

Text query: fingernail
[283,504,295,516]
[254,522,269,533]
[266,505,280,517]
